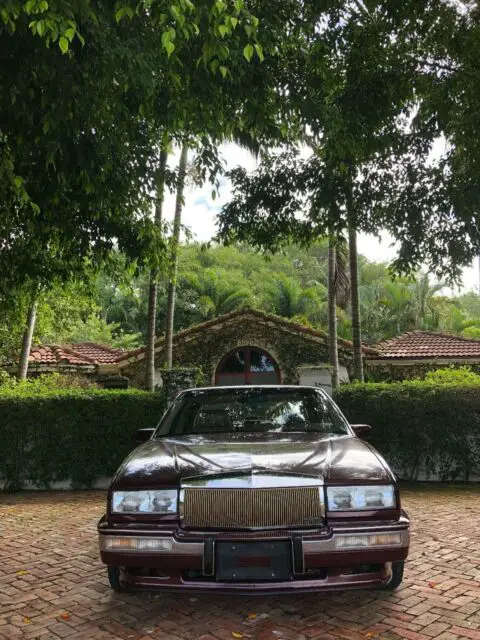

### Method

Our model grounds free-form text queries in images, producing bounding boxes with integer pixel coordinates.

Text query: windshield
[158,388,350,437]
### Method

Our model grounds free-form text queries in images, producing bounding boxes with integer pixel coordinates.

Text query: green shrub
[0,371,99,392]
[423,366,480,386]
[335,380,480,481]
[0,388,166,490]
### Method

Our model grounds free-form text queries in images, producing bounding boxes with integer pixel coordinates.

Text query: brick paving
[1,486,479,640]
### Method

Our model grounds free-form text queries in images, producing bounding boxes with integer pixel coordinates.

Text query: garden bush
[2,374,480,489]
[0,388,166,490]
[335,377,480,481]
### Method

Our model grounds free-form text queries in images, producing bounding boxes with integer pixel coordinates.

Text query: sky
[162,143,480,295]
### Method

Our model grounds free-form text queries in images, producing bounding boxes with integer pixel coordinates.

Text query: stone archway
[215,346,281,386]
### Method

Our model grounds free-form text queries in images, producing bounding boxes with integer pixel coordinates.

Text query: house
[367,330,480,381]
[116,309,378,392]
[11,315,480,390]
[5,342,124,383]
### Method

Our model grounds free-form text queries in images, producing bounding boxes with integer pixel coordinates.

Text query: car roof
[179,385,327,395]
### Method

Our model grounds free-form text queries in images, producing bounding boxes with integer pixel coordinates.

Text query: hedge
[2,380,480,490]
[335,381,480,481]
[0,389,166,490]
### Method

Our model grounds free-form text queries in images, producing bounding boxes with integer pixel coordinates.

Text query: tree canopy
[217,0,480,282]
[2,243,477,359]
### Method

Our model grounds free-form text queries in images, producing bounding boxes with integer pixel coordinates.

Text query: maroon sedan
[98,386,409,593]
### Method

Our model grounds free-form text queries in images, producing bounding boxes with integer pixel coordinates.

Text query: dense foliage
[0,387,166,490]
[336,375,480,481]
[2,371,480,489]
[4,243,477,360]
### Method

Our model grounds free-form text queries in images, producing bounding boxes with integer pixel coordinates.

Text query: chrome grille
[182,487,323,529]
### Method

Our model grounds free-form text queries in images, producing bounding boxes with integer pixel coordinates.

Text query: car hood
[112,432,394,489]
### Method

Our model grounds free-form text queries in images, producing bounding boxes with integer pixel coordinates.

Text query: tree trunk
[165,143,188,369]
[18,297,38,380]
[348,223,364,382]
[145,149,168,391]
[328,232,340,391]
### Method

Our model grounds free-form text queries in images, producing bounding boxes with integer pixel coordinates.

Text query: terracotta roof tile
[27,343,124,366]
[374,331,480,360]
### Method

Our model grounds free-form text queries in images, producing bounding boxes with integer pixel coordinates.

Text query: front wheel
[107,566,128,593]
[383,560,404,590]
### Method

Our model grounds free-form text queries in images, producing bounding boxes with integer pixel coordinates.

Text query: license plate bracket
[215,541,292,581]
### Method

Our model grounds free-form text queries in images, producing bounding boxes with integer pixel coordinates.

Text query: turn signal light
[100,536,173,552]
[335,533,402,549]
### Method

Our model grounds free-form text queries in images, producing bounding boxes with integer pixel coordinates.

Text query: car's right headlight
[326,485,396,511]
[111,490,178,514]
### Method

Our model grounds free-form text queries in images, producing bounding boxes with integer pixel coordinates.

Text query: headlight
[326,485,395,511]
[112,490,178,514]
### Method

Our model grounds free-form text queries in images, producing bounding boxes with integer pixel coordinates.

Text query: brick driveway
[1,487,479,640]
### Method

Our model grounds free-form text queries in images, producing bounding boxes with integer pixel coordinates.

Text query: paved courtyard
[1,487,479,640]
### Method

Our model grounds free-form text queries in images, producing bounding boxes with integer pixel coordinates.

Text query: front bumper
[98,513,410,593]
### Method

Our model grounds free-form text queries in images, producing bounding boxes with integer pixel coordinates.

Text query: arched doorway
[215,347,281,386]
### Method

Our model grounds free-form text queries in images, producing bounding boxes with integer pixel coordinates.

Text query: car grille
[182,487,323,529]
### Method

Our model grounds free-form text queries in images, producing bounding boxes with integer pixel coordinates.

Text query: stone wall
[119,315,355,389]
[160,368,199,403]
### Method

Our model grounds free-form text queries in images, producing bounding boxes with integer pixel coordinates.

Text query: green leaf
[36,20,45,37]
[218,24,227,37]
[219,65,228,78]
[64,27,75,42]
[59,36,68,54]
[243,43,254,62]
[164,40,175,57]
[161,27,177,50]
[230,17,238,29]
[13,176,23,189]
[254,43,264,62]
[234,0,244,11]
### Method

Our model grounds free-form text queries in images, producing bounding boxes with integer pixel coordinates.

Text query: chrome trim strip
[181,473,324,489]
[99,528,409,557]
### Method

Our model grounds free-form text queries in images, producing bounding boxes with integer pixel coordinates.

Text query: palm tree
[409,274,445,330]
[165,143,188,369]
[348,223,364,381]
[263,273,326,322]
[327,231,340,391]
[190,270,254,320]
[145,149,168,391]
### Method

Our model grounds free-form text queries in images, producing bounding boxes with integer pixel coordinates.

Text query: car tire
[383,561,404,590]
[107,566,128,593]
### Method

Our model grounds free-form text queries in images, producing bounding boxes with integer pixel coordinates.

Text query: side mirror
[351,424,372,439]
[135,428,155,443]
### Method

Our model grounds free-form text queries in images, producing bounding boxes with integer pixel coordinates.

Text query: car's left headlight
[112,490,178,514]
[327,485,395,511]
